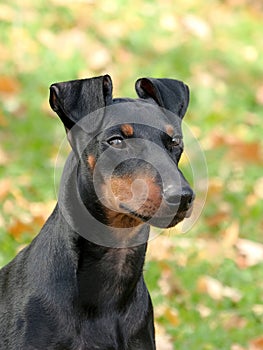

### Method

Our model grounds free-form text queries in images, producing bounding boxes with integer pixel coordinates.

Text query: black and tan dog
[0,75,194,350]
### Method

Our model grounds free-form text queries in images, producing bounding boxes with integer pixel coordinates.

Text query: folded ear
[49,74,113,130]
[135,77,189,119]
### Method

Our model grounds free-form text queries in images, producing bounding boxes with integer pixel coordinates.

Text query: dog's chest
[102,248,136,276]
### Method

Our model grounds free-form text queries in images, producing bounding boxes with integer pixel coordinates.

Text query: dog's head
[50,75,194,230]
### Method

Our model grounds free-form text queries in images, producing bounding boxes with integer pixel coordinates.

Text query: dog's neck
[74,236,148,313]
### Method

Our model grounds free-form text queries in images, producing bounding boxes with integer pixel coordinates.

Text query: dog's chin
[155,205,193,228]
[119,203,194,229]
[120,205,191,229]
[148,212,187,229]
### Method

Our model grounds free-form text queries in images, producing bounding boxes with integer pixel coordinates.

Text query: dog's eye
[107,137,126,148]
[170,136,183,148]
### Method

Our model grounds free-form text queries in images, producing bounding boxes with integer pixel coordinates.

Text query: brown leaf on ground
[0,76,20,94]
[249,336,263,350]
[205,209,230,227]
[147,234,175,261]
[5,185,55,222]
[8,207,54,240]
[222,220,239,248]
[253,177,263,200]
[88,47,111,72]
[155,304,180,327]
[196,304,212,318]
[198,276,242,302]
[256,85,263,105]
[210,131,263,164]
[9,219,36,239]
[252,304,263,317]
[207,177,224,197]
[0,111,8,126]
[182,14,211,39]
[158,263,183,297]
[235,239,263,268]
[222,313,247,330]
[231,344,246,350]
[6,192,56,239]
[29,201,56,222]
[155,323,174,350]
[0,179,12,199]
[0,213,4,228]
[0,147,9,165]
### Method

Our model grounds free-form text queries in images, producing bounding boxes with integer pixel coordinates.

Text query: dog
[0,75,194,349]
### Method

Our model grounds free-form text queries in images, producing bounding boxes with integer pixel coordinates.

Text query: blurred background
[0,0,262,349]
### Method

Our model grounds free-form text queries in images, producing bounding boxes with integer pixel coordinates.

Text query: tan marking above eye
[121,124,134,137]
[165,124,174,137]
[87,155,96,170]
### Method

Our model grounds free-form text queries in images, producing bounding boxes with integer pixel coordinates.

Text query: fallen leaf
[196,304,212,318]
[0,214,4,228]
[222,285,242,303]
[246,193,258,207]
[29,201,56,223]
[158,264,183,297]
[242,46,258,62]
[165,308,180,327]
[198,276,242,302]
[88,47,111,72]
[253,177,263,200]
[155,322,174,350]
[235,239,263,268]
[256,85,263,105]
[222,313,247,330]
[9,219,35,239]
[3,199,15,215]
[38,28,88,60]
[231,344,246,350]
[198,276,222,300]
[252,304,263,317]
[8,203,55,240]
[182,14,211,39]
[232,141,262,163]
[207,177,224,196]
[222,220,239,248]
[210,131,263,164]
[11,187,31,210]
[155,305,180,327]
[0,76,20,94]
[0,179,12,199]
[206,210,230,227]
[147,234,175,261]
[249,336,263,350]
[0,111,8,126]
[0,147,9,165]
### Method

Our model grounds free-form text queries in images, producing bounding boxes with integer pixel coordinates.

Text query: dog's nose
[164,185,194,211]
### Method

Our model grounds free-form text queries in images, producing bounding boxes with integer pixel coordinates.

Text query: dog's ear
[49,75,113,131]
[135,77,189,119]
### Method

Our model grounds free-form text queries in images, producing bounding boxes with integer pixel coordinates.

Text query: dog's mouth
[119,202,193,229]
[101,175,194,229]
